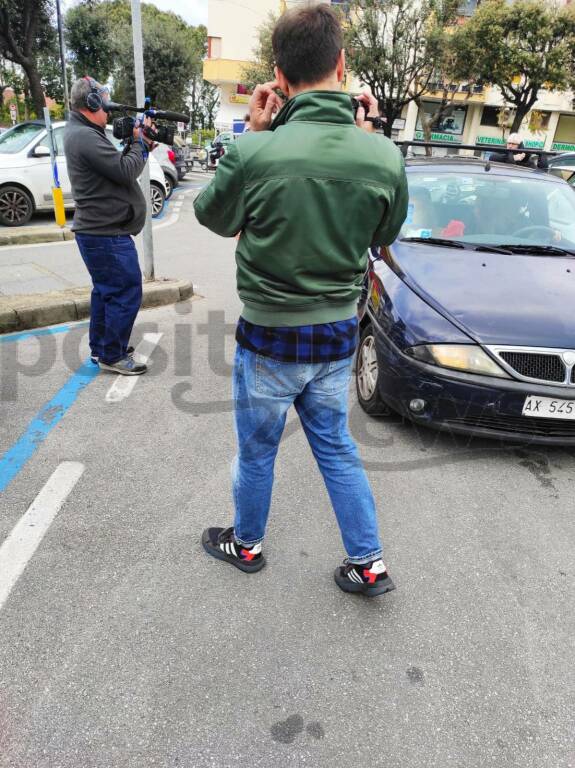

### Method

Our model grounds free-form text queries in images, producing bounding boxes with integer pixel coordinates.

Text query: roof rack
[395,140,560,157]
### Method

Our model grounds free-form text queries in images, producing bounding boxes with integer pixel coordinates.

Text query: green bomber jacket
[193,90,408,326]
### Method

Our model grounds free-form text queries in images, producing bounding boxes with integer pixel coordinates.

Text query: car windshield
[0,123,43,154]
[401,171,575,251]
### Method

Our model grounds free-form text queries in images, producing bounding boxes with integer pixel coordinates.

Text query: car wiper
[472,244,514,255]
[496,244,575,257]
[400,237,466,249]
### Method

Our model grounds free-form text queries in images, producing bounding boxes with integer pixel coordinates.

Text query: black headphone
[84,76,103,112]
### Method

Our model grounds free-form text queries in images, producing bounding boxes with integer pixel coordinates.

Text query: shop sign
[476,136,505,146]
[414,131,461,143]
[552,142,575,152]
[230,94,250,104]
[477,136,544,148]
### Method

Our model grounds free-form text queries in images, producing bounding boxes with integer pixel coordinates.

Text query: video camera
[104,97,189,146]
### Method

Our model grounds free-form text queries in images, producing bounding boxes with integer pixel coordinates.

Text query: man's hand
[355,91,379,134]
[133,116,157,149]
[248,81,284,132]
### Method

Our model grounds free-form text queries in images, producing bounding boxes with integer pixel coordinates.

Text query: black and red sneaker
[201,526,265,573]
[334,558,395,597]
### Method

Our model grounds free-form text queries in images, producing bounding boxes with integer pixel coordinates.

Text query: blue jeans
[232,346,382,564]
[75,234,142,364]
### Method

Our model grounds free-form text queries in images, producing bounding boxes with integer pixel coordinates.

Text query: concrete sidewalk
[0,182,206,334]
[0,278,194,334]
[0,223,74,247]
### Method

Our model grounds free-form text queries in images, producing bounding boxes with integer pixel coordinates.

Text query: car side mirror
[33,145,51,157]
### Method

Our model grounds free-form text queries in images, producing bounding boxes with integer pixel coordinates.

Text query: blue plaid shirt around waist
[236,316,359,364]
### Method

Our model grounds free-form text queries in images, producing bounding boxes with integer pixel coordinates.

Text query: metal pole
[43,107,57,179]
[44,107,66,226]
[55,0,70,120]
[131,0,154,280]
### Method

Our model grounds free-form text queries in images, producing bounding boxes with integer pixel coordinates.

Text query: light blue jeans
[232,346,382,564]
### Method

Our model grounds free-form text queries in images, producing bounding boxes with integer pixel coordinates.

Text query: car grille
[448,414,575,438]
[498,351,565,383]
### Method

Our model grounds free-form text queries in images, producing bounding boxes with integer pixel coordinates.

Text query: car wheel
[0,185,34,226]
[164,175,174,199]
[356,323,392,416]
[150,182,166,218]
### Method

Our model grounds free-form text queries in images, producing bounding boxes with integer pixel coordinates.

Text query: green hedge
[0,101,65,127]
[189,128,216,145]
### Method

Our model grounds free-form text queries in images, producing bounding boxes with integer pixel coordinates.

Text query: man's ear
[336,49,346,84]
[274,65,291,99]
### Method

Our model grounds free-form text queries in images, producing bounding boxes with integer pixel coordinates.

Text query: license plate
[522,395,575,420]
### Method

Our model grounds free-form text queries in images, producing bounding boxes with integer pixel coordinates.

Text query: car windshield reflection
[0,123,43,154]
[401,172,575,251]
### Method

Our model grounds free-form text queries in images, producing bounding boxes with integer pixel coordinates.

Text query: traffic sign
[9,103,17,124]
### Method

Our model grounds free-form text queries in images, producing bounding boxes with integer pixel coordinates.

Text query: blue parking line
[0,321,90,344]
[0,358,99,493]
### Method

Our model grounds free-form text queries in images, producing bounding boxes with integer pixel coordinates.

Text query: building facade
[203,0,277,133]
[203,0,575,150]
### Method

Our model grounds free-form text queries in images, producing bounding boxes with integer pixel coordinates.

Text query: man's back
[64,112,147,236]
[194,90,407,326]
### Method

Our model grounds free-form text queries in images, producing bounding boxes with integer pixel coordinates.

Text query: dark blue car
[356,157,575,445]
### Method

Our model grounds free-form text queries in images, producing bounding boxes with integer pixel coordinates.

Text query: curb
[0,228,75,247]
[0,279,194,335]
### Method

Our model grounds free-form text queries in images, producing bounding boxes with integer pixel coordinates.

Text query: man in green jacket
[194,3,408,597]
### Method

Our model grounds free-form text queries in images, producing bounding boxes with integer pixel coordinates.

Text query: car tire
[164,174,175,199]
[150,182,166,218]
[0,185,34,227]
[355,323,392,416]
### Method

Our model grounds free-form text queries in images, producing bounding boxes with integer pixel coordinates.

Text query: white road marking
[0,461,85,612]
[104,333,163,403]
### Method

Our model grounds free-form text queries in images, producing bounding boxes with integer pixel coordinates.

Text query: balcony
[424,83,485,101]
[203,59,251,86]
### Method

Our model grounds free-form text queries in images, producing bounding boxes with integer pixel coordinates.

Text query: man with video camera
[194,4,408,597]
[64,76,156,375]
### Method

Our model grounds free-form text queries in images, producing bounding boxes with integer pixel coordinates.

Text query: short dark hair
[272,4,343,87]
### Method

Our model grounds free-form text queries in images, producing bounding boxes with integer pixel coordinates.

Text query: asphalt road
[0,187,574,767]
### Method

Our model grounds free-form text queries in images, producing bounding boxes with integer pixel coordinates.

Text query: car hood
[390,241,575,348]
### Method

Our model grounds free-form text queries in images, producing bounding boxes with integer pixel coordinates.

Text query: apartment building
[202,0,276,132]
[203,0,575,150]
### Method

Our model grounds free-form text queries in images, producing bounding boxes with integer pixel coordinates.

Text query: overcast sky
[152,0,208,26]
[61,0,208,27]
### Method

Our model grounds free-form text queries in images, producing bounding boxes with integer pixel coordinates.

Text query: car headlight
[407,344,510,378]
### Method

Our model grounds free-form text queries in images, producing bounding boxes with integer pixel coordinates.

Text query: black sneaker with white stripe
[334,559,395,597]
[201,526,265,573]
